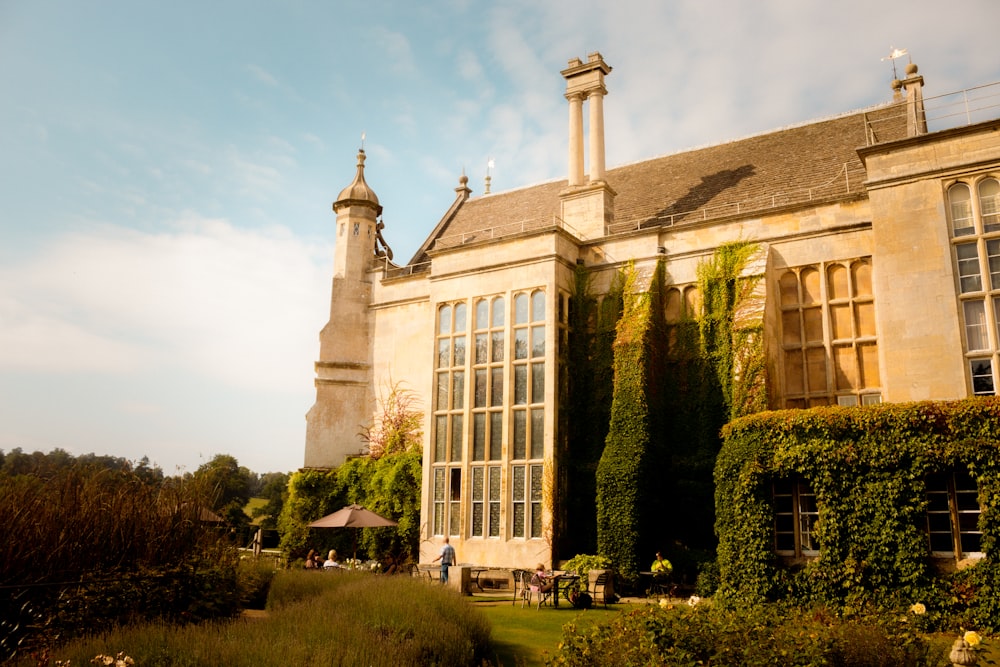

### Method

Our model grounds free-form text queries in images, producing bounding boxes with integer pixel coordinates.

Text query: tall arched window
[948,176,1000,396]
[949,183,974,237]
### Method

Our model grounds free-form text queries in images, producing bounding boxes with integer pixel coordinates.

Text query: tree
[251,471,289,530]
[190,454,252,534]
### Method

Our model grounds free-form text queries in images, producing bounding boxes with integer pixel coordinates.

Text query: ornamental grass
[24,570,491,667]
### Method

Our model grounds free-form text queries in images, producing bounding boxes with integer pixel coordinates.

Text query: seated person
[381,554,398,575]
[323,549,340,569]
[304,549,320,569]
[651,551,673,574]
[531,563,554,593]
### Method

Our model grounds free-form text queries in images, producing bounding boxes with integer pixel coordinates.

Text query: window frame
[925,470,983,560]
[948,175,1000,396]
[773,478,819,558]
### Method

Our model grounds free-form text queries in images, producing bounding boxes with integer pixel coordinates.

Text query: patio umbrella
[308,504,398,564]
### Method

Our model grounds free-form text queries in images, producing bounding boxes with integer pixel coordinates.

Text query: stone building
[304,53,1000,568]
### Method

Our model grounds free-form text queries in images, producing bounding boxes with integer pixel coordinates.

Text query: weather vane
[361,131,366,151]
[881,47,909,80]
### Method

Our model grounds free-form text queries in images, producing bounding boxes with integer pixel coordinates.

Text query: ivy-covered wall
[715,398,1000,629]
[582,243,766,581]
[561,266,622,557]
[597,263,654,580]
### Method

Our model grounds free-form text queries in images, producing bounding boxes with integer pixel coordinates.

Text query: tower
[304,149,380,468]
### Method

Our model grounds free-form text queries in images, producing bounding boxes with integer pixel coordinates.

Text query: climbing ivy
[586,244,766,583]
[714,398,1000,631]
[561,265,623,557]
[696,240,767,420]
[597,263,652,582]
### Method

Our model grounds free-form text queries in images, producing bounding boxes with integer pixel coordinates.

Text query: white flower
[687,595,701,606]
[658,597,670,608]
[910,602,926,615]
[964,630,982,647]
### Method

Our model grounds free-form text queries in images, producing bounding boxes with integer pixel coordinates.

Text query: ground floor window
[432,466,462,536]
[470,465,501,538]
[970,358,996,395]
[511,463,543,538]
[926,470,982,558]
[773,478,818,557]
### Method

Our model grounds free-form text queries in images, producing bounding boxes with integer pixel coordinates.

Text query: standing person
[432,536,456,584]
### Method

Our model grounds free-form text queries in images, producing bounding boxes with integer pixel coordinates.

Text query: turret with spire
[304,147,380,468]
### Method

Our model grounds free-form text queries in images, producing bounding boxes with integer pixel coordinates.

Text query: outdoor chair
[511,568,531,605]
[590,570,612,608]
[522,570,552,609]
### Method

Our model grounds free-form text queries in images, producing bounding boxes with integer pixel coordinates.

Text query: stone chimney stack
[560,52,616,241]
[562,52,612,185]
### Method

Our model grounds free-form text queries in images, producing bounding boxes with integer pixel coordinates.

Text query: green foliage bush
[38,570,492,667]
[237,559,277,610]
[561,554,613,593]
[278,448,422,564]
[715,397,1000,630]
[546,602,947,666]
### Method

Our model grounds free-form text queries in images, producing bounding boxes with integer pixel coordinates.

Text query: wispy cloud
[372,26,416,76]
[247,63,278,86]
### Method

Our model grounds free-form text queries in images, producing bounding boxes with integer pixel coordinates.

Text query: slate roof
[408,102,906,266]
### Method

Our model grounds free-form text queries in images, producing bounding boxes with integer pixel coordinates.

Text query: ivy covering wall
[597,263,657,580]
[590,243,766,581]
[561,265,622,557]
[715,398,1000,630]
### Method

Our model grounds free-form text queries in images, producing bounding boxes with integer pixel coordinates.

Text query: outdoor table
[640,570,675,597]
[469,566,489,592]
[417,564,440,581]
[551,572,579,608]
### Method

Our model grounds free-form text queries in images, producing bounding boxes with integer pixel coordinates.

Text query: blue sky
[2,0,999,475]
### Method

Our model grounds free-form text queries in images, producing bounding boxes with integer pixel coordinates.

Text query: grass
[470,594,624,666]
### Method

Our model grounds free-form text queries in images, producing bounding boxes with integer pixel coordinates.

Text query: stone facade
[304,54,1000,568]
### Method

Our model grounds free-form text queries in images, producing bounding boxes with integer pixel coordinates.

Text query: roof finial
[485,157,494,195]
[361,131,366,151]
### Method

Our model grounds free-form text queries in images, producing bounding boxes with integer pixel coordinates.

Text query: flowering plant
[909,602,926,615]
[949,628,989,667]
[91,653,135,667]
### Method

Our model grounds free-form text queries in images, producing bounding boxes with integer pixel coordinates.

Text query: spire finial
[485,157,494,195]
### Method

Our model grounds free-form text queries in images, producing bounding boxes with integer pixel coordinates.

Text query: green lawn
[471,596,623,666]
